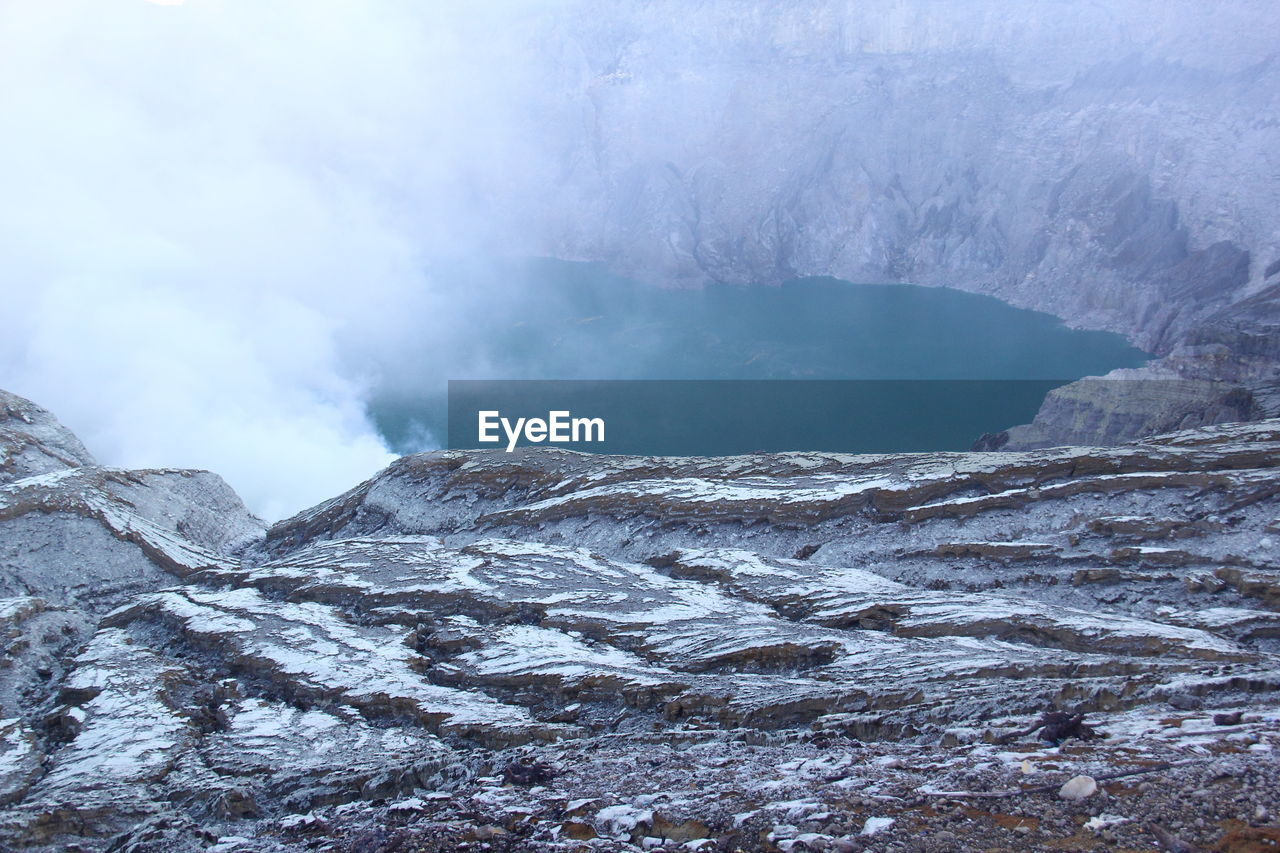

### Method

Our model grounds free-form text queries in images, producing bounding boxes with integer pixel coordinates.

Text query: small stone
[1084,814,1128,832]
[860,817,894,836]
[1214,711,1244,726]
[565,798,603,817]
[1168,693,1202,711]
[472,825,507,841]
[1058,775,1098,801]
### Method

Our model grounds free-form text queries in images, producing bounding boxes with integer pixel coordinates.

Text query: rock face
[586,3,1271,309]
[497,0,1280,446]
[1,389,1278,850]
[522,3,1280,334]
[0,392,269,847]
[0,389,95,485]
[974,371,1275,451]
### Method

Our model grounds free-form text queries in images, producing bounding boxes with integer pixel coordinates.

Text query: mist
[3,0,1276,520]
[0,0,560,520]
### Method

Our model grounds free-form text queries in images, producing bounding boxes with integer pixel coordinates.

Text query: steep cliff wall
[508,0,1279,361]
[488,0,1280,446]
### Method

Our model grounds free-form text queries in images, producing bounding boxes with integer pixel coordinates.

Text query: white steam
[0,0,554,520]
[4,0,1273,519]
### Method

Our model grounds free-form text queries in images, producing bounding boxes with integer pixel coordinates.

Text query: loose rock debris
[997,709,1103,745]
[501,760,556,787]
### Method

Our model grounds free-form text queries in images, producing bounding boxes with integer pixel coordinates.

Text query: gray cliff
[0,390,96,485]
[494,0,1280,444]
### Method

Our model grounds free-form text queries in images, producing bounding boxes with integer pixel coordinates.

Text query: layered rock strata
[0,391,1277,850]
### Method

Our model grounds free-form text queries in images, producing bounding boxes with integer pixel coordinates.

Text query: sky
[0,0,554,520]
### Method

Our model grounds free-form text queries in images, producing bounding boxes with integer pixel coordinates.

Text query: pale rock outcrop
[0,389,95,485]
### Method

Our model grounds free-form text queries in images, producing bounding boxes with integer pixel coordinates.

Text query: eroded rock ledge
[0,391,1277,851]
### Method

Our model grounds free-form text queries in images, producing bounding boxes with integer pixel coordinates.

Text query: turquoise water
[369,258,1149,453]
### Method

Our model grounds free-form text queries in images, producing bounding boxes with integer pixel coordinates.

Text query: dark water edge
[445,379,1081,456]
[369,257,1149,455]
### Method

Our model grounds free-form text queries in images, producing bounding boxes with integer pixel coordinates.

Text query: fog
[3,0,1276,520]
[0,0,560,520]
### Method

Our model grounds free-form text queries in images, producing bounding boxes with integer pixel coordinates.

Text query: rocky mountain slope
[1,389,1278,851]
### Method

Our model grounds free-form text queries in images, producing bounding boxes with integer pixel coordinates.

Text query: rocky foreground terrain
[1,386,1279,852]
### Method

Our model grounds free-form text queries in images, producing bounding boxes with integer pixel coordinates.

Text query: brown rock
[1217,826,1280,853]
[653,813,712,841]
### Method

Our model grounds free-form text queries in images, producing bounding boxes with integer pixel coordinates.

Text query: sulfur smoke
[0,0,556,520]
